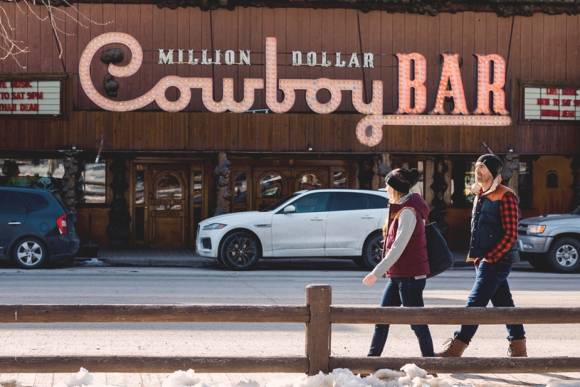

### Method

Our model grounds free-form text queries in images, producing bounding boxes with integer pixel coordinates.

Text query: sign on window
[523,86,580,121]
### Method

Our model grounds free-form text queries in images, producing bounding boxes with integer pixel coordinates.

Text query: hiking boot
[436,337,469,357]
[508,338,527,357]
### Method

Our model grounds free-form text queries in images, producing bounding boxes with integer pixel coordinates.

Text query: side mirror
[283,205,296,214]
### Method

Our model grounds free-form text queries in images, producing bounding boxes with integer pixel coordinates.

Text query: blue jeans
[368,277,434,357]
[455,261,526,343]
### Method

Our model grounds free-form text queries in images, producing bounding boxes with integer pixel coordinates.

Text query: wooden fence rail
[1,284,579,375]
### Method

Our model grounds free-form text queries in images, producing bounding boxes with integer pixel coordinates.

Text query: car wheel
[547,237,580,273]
[12,238,47,269]
[219,231,261,270]
[360,232,384,269]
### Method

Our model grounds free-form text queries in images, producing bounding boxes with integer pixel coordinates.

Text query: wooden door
[147,166,188,248]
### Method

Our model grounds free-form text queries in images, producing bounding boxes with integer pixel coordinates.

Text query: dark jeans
[455,261,526,343]
[368,277,434,357]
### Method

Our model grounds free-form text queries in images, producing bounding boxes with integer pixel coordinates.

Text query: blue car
[0,186,80,269]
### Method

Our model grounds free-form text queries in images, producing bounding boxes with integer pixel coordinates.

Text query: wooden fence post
[305,284,332,375]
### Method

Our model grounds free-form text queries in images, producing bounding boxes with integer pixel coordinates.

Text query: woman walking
[362,168,434,357]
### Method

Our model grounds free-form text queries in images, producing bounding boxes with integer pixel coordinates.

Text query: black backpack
[425,222,454,277]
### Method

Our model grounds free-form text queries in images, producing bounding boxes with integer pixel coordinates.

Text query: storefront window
[135,166,145,205]
[233,172,247,204]
[411,161,425,197]
[332,169,347,188]
[192,171,203,236]
[450,159,471,208]
[0,159,64,191]
[260,173,282,198]
[298,173,322,190]
[463,162,477,204]
[82,163,106,204]
[192,171,203,206]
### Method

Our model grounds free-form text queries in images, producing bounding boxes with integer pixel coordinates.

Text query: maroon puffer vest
[385,193,430,278]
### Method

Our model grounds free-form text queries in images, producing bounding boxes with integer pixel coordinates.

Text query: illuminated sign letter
[396,53,427,114]
[475,54,508,115]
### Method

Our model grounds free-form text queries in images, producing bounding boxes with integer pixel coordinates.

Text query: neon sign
[79,33,511,147]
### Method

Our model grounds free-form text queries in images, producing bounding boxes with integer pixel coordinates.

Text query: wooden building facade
[0,0,578,251]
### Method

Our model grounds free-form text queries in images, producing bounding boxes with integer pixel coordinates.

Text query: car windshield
[260,193,301,212]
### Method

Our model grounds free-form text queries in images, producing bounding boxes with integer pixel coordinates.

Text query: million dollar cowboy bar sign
[79,33,512,147]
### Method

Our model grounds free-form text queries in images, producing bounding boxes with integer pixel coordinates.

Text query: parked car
[196,189,389,270]
[518,208,580,273]
[0,186,80,269]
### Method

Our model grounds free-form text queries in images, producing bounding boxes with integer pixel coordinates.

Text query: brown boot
[508,338,527,357]
[436,337,469,357]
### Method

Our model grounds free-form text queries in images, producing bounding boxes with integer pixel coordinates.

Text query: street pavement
[0,257,579,386]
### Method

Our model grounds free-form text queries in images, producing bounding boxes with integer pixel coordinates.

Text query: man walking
[437,154,527,357]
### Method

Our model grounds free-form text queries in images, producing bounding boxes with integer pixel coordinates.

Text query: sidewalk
[89,249,509,270]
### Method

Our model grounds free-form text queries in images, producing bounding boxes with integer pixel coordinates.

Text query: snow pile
[276,364,454,387]
[53,367,119,387]
[161,369,208,387]
[50,365,580,387]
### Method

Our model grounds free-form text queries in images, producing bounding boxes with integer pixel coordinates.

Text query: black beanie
[477,154,503,178]
[385,168,420,194]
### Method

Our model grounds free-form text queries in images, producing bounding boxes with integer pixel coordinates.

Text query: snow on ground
[51,365,453,387]
[0,365,574,387]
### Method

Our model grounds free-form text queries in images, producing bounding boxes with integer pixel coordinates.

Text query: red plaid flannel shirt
[482,191,520,264]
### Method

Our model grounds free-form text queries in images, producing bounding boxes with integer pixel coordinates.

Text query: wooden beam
[305,284,331,375]
[330,357,580,374]
[331,307,580,324]
[0,305,309,323]
[0,356,308,373]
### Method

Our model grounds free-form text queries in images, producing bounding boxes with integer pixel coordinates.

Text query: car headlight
[527,224,546,235]
[202,223,227,230]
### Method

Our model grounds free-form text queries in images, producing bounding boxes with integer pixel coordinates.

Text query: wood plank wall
[0,5,578,154]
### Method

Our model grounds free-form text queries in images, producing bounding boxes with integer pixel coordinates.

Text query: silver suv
[518,208,580,273]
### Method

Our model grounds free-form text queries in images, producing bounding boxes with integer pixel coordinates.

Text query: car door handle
[8,222,22,226]
[310,217,324,222]
[361,216,375,220]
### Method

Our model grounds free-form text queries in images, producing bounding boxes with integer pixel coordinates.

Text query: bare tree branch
[0,0,111,69]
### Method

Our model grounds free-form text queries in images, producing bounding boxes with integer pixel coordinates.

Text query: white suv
[196,189,389,270]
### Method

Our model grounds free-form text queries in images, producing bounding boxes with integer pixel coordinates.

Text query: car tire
[12,237,47,269]
[219,231,261,270]
[547,237,580,273]
[360,232,384,269]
